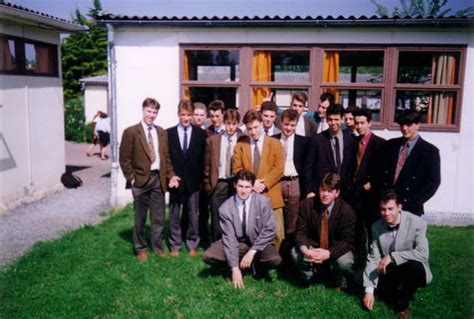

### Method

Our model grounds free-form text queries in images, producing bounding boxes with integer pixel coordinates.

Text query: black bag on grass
[61,172,83,188]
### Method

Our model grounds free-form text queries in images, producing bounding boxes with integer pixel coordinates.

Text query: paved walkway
[0,142,111,266]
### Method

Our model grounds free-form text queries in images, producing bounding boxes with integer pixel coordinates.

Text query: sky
[9,0,474,21]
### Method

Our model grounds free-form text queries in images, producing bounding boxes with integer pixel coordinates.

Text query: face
[245,120,263,141]
[178,109,193,127]
[319,185,340,206]
[290,99,305,116]
[354,115,371,136]
[235,179,253,200]
[343,112,355,130]
[193,109,206,126]
[142,106,158,125]
[209,110,224,128]
[224,120,239,136]
[262,110,276,129]
[399,123,420,140]
[317,100,330,119]
[380,199,402,226]
[281,118,297,137]
[327,114,342,134]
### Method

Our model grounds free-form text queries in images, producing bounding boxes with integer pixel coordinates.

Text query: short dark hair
[281,109,299,122]
[291,92,308,104]
[343,105,358,115]
[396,109,421,125]
[224,108,240,123]
[352,107,372,122]
[326,104,344,117]
[242,110,262,124]
[320,92,335,105]
[260,101,278,113]
[178,99,194,113]
[208,100,225,114]
[142,97,160,110]
[320,172,341,191]
[234,169,256,185]
[380,189,401,206]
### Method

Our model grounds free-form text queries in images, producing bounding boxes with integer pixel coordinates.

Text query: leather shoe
[398,308,410,319]
[170,251,180,257]
[189,249,199,256]
[136,252,148,261]
[156,252,167,257]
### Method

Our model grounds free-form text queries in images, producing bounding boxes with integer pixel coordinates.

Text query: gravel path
[0,142,111,267]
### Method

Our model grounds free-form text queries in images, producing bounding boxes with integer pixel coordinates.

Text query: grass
[1,206,473,318]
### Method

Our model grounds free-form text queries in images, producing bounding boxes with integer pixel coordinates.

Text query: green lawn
[1,206,473,318]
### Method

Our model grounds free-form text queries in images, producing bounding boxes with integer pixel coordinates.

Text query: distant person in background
[343,106,359,137]
[193,102,208,130]
[86,110,101,157]
[314,93,334,134]
[94,111,111,160]
[289,92,317,137]
[260,101,281,136]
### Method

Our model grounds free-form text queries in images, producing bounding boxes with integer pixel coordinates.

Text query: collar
[235,193,252,206]
[141,121,154,132]
[359,131,372,145]
[404,134,420,148]
[178,123,192,131]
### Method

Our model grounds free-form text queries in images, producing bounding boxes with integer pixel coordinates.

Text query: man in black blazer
[305,104,357,205]
[378,109,441,216]
[167,100,207,256]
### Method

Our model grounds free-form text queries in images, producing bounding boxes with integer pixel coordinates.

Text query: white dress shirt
[295,114,306,136]
[218,133,238,179]
[280,133,298,177]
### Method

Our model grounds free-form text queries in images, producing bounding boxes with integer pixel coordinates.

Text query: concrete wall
[84,85,108,123]
[111,26,474,216]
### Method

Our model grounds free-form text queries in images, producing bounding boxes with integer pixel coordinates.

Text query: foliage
[370,0,474,17]
[84,122,95,144]
[64,96,85,142]
[61,0,107,99]
[1,206,473,318]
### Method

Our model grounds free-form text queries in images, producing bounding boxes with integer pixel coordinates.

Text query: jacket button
[406,187,409,190]
[404,199,407,202]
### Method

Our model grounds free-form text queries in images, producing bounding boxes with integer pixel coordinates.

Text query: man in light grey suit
[363,190,432,319]
[203,169,282,288]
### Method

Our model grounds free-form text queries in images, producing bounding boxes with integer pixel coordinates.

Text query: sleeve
[250,196,276,252]
[119,128,134,183]
[203,137,213,193]
[363,224,383,289]
[391,219,429,265]
[232,142,245,175]
[304,136,318,194]
[219,206,240,269]
[262,139,284,190]
[414,146,441,205]
[294,199,313,249]
[162,130,176,181]
[328,204,356,259]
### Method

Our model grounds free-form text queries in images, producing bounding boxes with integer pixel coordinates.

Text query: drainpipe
[107,23,119,207]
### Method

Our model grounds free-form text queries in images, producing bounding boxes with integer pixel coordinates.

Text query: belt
[150,169,160,174]
[281,175,299,181]
[218,178,234,182]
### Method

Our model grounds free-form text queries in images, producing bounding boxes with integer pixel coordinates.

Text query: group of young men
[119,92,440,318]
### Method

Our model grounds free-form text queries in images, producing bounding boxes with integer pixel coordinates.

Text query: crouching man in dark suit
[363,189,432,318]
[203,169,282,288]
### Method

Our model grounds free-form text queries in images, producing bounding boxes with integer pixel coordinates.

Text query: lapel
[157,127,167,164]
[232,196,244,237]
[322,131,336,169]
[213,134,222,174]
[136,123,152,161]
[394,211,408,251]
[247,194,258,238]
[396,138,423,183]
[258,136,271,177]
[303,117,309,136]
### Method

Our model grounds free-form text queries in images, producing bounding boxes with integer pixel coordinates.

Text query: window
[0,36,17,72]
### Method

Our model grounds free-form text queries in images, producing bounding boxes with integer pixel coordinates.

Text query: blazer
[363,210,432,289]
[272,133,310,197]
[305,129,357,202]
[379,136,441,215]
[295,197,356,260]
[203,132,243,194]
[219,193,276,268]
[167,124,207,193]
[119,123,175,190]
[233,135,285,209]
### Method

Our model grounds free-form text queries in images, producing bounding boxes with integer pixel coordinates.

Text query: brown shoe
[170,251,180,257]
[398,308,410,319]
[156,252,167,257]
[189,249,199,256]
[136,252,148,261]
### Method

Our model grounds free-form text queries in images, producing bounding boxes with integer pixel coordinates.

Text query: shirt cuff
[365,287,375,294]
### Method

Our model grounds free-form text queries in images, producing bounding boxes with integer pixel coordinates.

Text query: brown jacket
[119,123,175,190]
[233,135,284,209]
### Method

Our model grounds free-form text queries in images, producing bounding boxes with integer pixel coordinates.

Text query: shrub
[64,96,85,142]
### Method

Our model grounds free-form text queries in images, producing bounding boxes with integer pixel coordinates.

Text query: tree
[371,0,474,17]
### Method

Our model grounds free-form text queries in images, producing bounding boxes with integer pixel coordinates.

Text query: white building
[0,2,83,212]
[80,74,108,123]
[97,14,474,221]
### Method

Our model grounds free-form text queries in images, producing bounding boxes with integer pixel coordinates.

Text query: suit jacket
[363,210,432,289]
[206,124,224,136]
[272,133,310,197]
[219,193,276,268]
[305,129,357,202]
[379,136,441,215]
[119,123,175,190]
[233,135,284,209]
[295,197,356,260]
[203,132,243,194]
[167,124,207,193]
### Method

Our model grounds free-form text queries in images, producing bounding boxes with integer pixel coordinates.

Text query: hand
[240,250,256,269]
[378,254,392,275]
[253,179,266,193]
[312,248,330,263]
[231,267,244,289]
[363,182,371,191]
[306,192,316,198]
[168,176,181,188]
[302,247,318,263]
[262,91,274,102]
[363,293,375,311]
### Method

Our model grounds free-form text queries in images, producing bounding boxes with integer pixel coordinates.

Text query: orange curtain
[252,51,272,109]
[430,53,456,124]
[35,45,52,73]
[183,52,191,100]
[0,37,13,71]
[323,51,340,102]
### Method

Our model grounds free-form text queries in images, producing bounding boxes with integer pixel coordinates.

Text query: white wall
[84,85,108,123]
[112,26,474,215]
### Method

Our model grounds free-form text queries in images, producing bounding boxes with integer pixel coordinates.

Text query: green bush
[84,122,95,144]
[64,96,85,142]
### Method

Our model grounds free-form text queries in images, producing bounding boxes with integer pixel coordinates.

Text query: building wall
[84,85,108,123]
[112,26,474,215]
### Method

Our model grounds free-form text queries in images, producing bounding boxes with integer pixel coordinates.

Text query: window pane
[397,51,459,84]
[395,90,456,124]
[336,89,382,122]
[252,51,310,82]
[185,50,239,81]
[25,42,54,74]
[186,87,239,109]
[0,38,16,71]
[25,43,36,70]
[252,87,309,109]
[323,51,384,83]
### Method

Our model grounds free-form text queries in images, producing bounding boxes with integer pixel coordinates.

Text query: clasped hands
[302,247,330,264]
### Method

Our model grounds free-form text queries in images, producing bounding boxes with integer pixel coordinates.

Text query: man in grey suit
[363,190,432,319]
[203,169,282,288]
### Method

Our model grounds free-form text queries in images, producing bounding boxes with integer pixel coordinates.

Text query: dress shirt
[295,114,306,136]
[401,134,420,158]
[280,133,298,177]
[177,123,193,151]
[329,130,344,165]
[218,133,238,179]
[235,194,256,253]
[264,124,277,136]
[250,134,265,164]
[317,118,329,134]
[213,125,225,135]
[141,121,160,170]
[358,131,372,160]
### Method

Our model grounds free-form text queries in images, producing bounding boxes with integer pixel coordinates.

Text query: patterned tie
[334,136,341,173]
[253,139,260,174]
[394,142,408,183]
[320,208,329,249]
[225,136,232,177]
[355,138,364,176]
[242,199,247,237]
[147,126,156,163]
[182,126,188,154]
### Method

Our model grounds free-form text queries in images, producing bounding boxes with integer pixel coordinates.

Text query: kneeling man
[203,169,282,288]
[363,190,432,318]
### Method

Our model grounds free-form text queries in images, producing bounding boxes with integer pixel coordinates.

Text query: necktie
[242,199,247,237]
[225,136,232,177]
[388,224,399,252]
[264,128,269,136]
[320,208,329,249]
[355,138,364,175]
[253,139,260,174]
[147,126,156,163]
[334,136,341,173]
[394,142,408,183]
[183,126,188,154]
